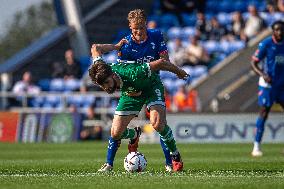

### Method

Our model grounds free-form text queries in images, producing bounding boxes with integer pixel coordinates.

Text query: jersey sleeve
[156,31,168,54]
[117,35,132,61]
[252,41,267,62]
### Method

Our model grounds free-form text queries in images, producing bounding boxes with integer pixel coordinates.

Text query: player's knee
[111,130,122,140]
[150,118,165,132]
[259,107,270,119]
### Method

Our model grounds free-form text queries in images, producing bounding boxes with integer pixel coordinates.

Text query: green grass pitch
[0,142,283,189]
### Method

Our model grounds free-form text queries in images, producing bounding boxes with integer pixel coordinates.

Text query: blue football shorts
[258,86,284,107]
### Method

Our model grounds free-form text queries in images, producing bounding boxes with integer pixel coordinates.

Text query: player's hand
[262,74,272,84]
[91,44,103,57]
[115,39,128,50]
[177,69,190,80]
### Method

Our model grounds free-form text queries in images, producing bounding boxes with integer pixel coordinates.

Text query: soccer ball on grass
[124,152,147,172]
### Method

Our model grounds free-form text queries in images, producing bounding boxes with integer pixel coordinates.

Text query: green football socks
[159,125,177,153]
[120,128,136,139]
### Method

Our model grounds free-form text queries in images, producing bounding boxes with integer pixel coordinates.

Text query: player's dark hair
[88,60,113,85]
[271,20,284,30]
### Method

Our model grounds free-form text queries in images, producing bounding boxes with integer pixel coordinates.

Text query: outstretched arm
[251,59,271,83]
[150,59,189,80]
[91,39,128,55]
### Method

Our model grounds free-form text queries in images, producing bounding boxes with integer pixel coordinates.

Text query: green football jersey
[110,63,160,95]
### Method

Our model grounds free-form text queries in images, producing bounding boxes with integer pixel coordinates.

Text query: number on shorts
[155,89,162,100]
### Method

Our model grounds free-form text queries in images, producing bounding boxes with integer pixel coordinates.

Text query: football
[124,152,147,172]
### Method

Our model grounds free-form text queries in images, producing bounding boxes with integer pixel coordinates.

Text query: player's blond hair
[127,9,147,25]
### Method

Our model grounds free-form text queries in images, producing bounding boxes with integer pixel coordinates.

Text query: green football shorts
[115,80,165,116]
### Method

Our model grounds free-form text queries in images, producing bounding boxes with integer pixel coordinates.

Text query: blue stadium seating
[160,14,180,30]
[202,40,220,54]
[180,27,196,40]
[167,27,182,40]
[38,78,50,91]
[181,13,196,27]
[50,78,65,92]
[79,56,92,74]
[64,79,80,92]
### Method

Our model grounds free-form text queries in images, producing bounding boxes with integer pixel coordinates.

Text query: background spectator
[195,12,208,40]
[231,11,246,41]
[11,71,41,106]
[207,17,228,41]
[147,20,157,29]
[170,38,187,67]
[184,36,210,66]
[80,106,103,140]
[63,49,82,80]
[278,0,284,12]
[12,71,41,95]
[244,5,266,39]
[173,85,189,111]
[51,61,65,78]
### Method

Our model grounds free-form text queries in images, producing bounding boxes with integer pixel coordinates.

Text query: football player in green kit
[89,44,188,172]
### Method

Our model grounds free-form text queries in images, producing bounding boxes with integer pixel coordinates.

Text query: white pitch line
[0,172,284,178]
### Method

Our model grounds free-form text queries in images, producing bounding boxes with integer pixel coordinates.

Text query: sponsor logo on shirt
[150,42,156,49]
[275,56,284,64]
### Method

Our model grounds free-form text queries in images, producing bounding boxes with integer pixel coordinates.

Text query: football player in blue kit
[96,9,183,172]
[251,20,284,157]
[118,9,177,171]
[118,9,175,172]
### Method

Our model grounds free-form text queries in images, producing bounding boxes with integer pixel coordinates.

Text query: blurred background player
[251,20,284,157]
[89,43,188,172]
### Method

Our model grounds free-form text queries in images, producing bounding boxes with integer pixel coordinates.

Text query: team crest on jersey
[254,49,259,57]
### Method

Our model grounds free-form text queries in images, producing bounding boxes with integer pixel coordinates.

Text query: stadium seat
[229,40,246,53]
[219,41,231,55]
[38,79,50,91]
[66,94,84,107]
[218,1,233,13]
[262,12,284,26]
[203,40,220,54]
[42,102,54,109]
[180,27,196,40]
[166,40,175,54]
[79,56,92,74]
[30,96,45,107]
[181,13,196,27]
[162,79,178,95]
[160,13,180,30]
[167,27,182,40]
[217,12,232,25]
[234,0,247,12]
[81,95,96,107]
[160,70,178,80]
[242,12,250,20]
[205,0,219,13]
[191,66,208,79]
[45,95,61,107]
[64,79,80,92]
[50,78,64,92]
